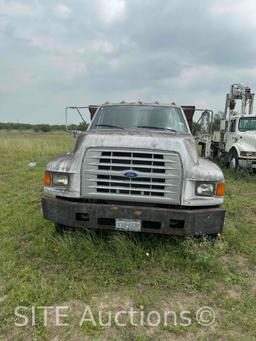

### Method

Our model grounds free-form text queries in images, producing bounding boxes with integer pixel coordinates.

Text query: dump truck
[42,102,225,236]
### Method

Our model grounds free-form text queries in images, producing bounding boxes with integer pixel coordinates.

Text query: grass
[0,131,256,340]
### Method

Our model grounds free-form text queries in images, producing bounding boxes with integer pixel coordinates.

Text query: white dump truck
[42,102,225,236]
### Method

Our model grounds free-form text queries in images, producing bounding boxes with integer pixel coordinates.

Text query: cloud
[0,0,256,123]
[97,0,126,24]
[210,0,256,29]
[54,3,71,18]
[87,39,114,54]
[0,1,33,16]
[50,55,87,78]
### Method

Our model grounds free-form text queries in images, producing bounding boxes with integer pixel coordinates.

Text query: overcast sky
[0,0,256,124]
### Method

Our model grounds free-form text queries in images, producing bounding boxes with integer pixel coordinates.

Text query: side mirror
[65,106,89,133]
[198,110,212,134]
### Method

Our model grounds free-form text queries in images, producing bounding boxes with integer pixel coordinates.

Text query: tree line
[0,122,88,132]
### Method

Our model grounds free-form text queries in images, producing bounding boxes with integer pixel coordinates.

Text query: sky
[0,0,256,124]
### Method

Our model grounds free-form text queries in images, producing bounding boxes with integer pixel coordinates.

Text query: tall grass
[0,132,256,340]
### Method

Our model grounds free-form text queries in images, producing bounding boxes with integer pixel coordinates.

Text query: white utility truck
[193,84,256,171]
[211,84,256,171]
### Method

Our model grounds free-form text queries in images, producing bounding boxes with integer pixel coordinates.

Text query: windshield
[90,105,189,133]
[239,117,256,132]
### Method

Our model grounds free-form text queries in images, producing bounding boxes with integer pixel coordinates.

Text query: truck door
[225,119,237,152]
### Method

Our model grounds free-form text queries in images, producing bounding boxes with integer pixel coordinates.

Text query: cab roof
[99,101,180,108]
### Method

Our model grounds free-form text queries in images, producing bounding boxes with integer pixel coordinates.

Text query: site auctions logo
[14,305,216,328]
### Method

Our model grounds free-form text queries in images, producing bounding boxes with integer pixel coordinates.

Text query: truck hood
[238,131,256,151]
[75,129,198,161]
[46,129,223,181]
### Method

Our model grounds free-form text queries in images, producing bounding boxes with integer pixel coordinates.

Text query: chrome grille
[82,148,182,204]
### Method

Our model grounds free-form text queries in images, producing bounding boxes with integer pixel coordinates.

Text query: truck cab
[42,102,225,236]
[225,115,256,170]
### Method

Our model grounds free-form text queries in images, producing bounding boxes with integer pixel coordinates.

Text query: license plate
[116,219,141,232]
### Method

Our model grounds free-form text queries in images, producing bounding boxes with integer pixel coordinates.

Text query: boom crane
[224,83,254,120]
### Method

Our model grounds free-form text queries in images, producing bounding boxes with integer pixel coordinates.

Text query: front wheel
[55,223,71,234]
[229,150,239,171]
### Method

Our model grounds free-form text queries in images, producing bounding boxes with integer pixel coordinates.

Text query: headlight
[195,182,215,197]
[195,182,224,197]
[44,171,69,187]
[240,151,256,157]
[52,173,69,186]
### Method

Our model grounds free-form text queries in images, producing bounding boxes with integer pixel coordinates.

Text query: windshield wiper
[95,124,126,130]
[137,125,177,132]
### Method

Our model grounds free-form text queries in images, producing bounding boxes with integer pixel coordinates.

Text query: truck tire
[229,149,239,171]
[207,233,218,240]
[194,233,218,242]
[55,223,69,234]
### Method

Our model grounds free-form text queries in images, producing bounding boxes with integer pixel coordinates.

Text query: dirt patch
[244,207,256,224]
[220,254,249,270]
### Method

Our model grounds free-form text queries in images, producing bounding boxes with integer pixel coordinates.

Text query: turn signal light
[216,183,225,197]
[44,171,52,186]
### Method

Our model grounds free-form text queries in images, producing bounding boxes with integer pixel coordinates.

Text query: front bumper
[238,157,256,169]
[42,195,225,236]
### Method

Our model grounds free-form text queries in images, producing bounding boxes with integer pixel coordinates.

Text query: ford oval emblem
[124,170,138,178]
